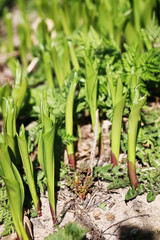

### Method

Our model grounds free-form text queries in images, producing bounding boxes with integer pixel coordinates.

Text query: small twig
[57,198,75,224]
[75,203,105,240]
[102,214,150,234]
[90,109,99,176]
[27,57,39,73]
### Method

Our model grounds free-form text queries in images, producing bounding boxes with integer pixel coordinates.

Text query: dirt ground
[1,185,160,240]
[1,120,160,240]
[31,183,160,240]
[29,120,160,240]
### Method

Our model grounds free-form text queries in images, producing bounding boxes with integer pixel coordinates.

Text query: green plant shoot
[17,0,31,50]
[42,50,55,89]
[3,97,21,167]
[128,87,147,189]
[68,41,79,71]
[111,82,127,166]
[107,67,127,165]
[0,82,11,115]
[65,71,77,169]
[85,55,104,157]
[38,93,56,223]
[85,56,100,135]
[17,124,41,217]
[3,8,14,52]
[12,60,27,116]
[50,46,64,90]
[0,134,29,240]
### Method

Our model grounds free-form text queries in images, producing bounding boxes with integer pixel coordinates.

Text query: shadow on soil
[118,225,156,240]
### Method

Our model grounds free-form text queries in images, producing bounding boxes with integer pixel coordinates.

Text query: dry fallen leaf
[93,209,101,220]
[24,215,33,240]
[106,213,115,221]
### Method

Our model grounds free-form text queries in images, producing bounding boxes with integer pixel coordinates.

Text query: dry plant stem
[99,134,105,158]
[69,154,76,169]
[111,152,118,166]
[127,160,139,189]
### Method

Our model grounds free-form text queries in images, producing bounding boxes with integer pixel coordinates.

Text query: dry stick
[75,203,105,240]
[90,109,99,176]
[102,214,150,235]
[27,57,39,73]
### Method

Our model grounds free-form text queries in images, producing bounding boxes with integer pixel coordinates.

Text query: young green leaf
[50,46,64,89]
[3,97,21,167]
[111,77,127,166]
[0,82,11,115]
[65,71,77,169]
[38,94,56,223]
[42,50,55,89]
[128,89,147,189]
[0,134,29,240]
[3,8,14,52]
[11,60,28,116]
[17,124,41,216]
[147,191,156,202]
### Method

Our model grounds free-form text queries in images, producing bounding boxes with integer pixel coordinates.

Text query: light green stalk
[107,67,127,165]
[50,46,64,90]
[0,82,11,115]
[107,66,116,105]
[17,124,41,217]
[85,56,99,130]
[124,21,138,45]
[65,72,77,169]
[128,88,147,189]
[2,62,27,167]
[38,94,56,223]
[68,41,79,71]
[18,23,27,68]
[82,3,89,33]
[85,55,103,155]
[133,0,141,34]
[37,19,50,46]
[130,74,140,103]
[17,0,31,49]
[59,6,71,35]
[11,60,28,116]
[71,1,80,30]
[12,77,27,116]
[111,88,127,166]
[3,8,14,52]
[36,0,43,18]
[0,134,29,240]
[142,0,156,28]
[42,50,55,88]
[50,0,61,31]
[63,41,71,77]
[86,71,99,131]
